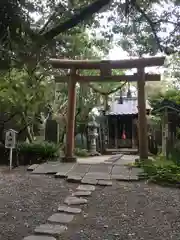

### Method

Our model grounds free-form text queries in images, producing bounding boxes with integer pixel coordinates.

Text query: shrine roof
[106,97,151,116]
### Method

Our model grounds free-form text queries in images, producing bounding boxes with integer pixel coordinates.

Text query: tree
[148,87,180,110]
[107,0,180,55]
[163,53,180,87]
[0,68,53,141]
[1,0,180,60]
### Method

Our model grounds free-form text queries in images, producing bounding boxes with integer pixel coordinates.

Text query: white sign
[5,129,16,149]
[5,129,17,171]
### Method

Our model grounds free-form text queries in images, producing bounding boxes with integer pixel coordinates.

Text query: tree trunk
[81,132,84,147]
[21,112,34,143]
[60,127,66,143]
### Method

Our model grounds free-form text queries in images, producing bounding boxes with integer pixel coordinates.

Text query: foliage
[0,68,53,141]
[0,13,110,141]
[17,141,59,160]
[105,1,180,55]
[138,156,180,186]
[147,115,161,127]
[74,148,89,157]
[164,53,180,87]
[0,0,111,69]
[149,87,180,109]
[1,0,180,64]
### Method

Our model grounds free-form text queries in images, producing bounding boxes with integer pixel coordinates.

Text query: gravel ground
[1,167,180,240]
[0,166,77,240]
[61,182,180,240]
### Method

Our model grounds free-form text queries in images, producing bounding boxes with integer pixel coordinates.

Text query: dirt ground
[0,166,77,240]
[62,182,180,240]
[1,166,180,240]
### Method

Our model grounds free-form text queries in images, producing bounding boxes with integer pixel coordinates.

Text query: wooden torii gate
[50,57,165,162]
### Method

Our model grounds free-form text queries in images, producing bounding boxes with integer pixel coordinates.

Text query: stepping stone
[27,164,39,171]
[81,178,98,185]
[55,172,68,178]
[55,164,75,178]
[48,213,74,224]
[34,224,67,237]
[89,164,112,174]
[73,191,92,197]
[85,172,111,180]
[129,175,139,181]
[68,164,90,175]
[112,166,129,175]
[98,180,113,186]
[111,174,130,181]
[64,196,87,205]
[23,236,56,240]
[67,175,82,183]
[77,185,95,191]
[31,163,49,174]
[58,205,81,214]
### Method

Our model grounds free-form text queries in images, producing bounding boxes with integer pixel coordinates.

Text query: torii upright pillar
[62,68,77,162]
[137,68,148,160]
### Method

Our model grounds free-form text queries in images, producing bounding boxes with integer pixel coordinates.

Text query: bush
[138,156,180,186]
[17,141,59,165]
[170,140,180,166]
[74,148,89,157]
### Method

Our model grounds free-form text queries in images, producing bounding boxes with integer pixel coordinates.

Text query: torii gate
[50,57,165,162]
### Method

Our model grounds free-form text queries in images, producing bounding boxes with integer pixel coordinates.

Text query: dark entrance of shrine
[108,115,133,149]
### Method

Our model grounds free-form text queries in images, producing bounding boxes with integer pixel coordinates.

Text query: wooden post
[162,108,168,158]
[63,68,77,162]
[115,117,118,149]
[132,118,135,148]
[137,68,148,160]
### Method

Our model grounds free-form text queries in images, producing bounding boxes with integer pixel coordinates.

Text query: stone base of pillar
[61,156,77,163]
[88,151,101,157]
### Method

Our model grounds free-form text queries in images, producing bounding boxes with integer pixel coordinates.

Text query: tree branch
[39,2,66,34]
[131,0,164,53]
[42,0,111,40]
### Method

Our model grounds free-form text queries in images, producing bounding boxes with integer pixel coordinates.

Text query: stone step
[55,164,75,178]
[98,180,113,186]
[27,164,39,171]
[85,172,111,180]
[58,205,82,214]
[48,213,74,224]
[23,236,56,240]
[81,178,98,185]
[64,196,87,205]
[34,224,67,237]
[76,185,95,191]
[73,191,92,197]
[67,175,82,183]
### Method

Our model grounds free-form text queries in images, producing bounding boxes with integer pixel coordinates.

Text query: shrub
[74,148,89,157]
[139,156,180,186]
[17,141,59,165]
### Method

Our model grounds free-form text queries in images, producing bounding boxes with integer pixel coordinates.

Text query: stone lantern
[88,118,100,156]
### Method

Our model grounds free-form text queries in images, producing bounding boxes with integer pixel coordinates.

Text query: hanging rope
[88,81,127,95]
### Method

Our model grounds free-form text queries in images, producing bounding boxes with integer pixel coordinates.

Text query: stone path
[23,182,96,239]
[23,154,144,239]
[29,154,143,183]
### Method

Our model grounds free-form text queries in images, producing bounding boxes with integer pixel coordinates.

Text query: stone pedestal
[61,156,76,163]
[88,119,100,156]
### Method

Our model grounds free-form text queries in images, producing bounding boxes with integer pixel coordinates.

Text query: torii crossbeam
[50,56,165,162]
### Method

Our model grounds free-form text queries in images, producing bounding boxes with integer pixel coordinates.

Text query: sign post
[5,129,17,170]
